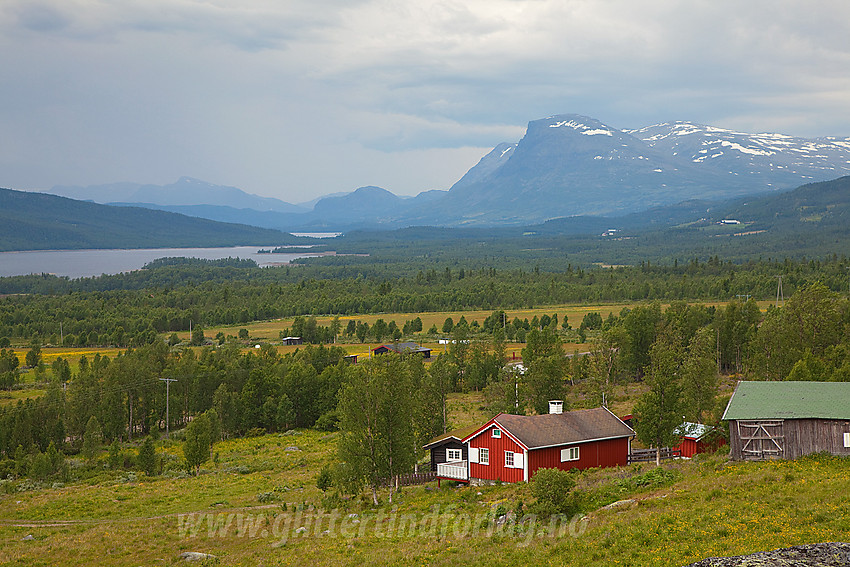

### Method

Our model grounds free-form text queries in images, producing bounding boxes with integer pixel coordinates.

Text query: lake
[0,246,322,279]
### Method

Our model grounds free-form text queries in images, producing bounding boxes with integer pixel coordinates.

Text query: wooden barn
[422,424,479,483]
[460,405,634,484]
[281,336,303,345]
[674,422,726,458]
[371,342,432,359]
[722,381,850,461]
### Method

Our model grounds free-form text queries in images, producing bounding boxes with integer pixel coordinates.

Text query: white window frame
[446,448,462,462]
[492,428,501,439]
[844,432,850,448]
[469,447,479,464]
[479,447,490,465]
[503,451,523,469]
[560,446,580,462]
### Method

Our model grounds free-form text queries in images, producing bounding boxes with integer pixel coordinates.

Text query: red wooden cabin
[461,406,634,483]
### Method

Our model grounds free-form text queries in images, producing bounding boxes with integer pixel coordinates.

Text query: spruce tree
[138,436,158,476]
[183,414,211,474]
[108,439,123,470]
[82,416,102,463]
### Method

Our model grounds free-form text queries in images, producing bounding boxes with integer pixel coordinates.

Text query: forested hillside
[0,188,298,251]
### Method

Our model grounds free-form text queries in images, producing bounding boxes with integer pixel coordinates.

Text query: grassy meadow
[6,298,842,566]
[1,387,848,566]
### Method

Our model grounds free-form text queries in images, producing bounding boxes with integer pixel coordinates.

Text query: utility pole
[160,378,177,439]
[775,275,784,308]
[716,327,721,375]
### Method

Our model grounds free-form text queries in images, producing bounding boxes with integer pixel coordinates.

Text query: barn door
[738,420,784,460]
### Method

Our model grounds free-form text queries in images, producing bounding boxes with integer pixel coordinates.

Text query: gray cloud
[1,0,849,200]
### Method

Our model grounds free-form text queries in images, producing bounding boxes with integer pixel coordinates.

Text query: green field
[1,389,848,566]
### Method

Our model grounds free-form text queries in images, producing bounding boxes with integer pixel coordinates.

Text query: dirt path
[0,502,285,528]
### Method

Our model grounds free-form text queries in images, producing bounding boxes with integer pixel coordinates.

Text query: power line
[159,378,177,439]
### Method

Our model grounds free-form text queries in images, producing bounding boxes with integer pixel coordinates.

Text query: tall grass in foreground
[1,427,848,566]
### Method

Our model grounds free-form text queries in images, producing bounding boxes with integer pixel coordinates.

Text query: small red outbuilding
[674,422,726,458]
[461,407,634,483]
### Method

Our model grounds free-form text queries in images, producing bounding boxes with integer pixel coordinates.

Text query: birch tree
[634,325,684,466]
[337,355,415,505]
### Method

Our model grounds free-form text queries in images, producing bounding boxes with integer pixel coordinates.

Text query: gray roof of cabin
[493,407,634,449]
[422,424,480,450]
[722,381,850,421]
[378,342,431,353]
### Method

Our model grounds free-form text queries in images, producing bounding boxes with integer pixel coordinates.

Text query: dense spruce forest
[1,255,849,346]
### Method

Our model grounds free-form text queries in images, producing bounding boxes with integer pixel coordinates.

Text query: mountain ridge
[0,187,301,252]
[399,114,850,226]
[39,114,850,230]
[50,177,306,214]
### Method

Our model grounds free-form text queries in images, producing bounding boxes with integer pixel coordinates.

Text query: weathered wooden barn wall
[730,418,850,461]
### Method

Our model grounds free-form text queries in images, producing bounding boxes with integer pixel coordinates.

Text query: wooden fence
[628,447,681,464]
[379,471,437,488]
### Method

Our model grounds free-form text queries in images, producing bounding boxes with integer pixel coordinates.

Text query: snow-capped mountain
[41,115,850,230]
[399,114,850,225]
[627,122,850,189]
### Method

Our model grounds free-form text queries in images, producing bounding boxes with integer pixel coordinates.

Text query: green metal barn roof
[722,381,850,421]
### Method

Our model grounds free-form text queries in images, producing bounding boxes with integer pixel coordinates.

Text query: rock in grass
[684,543,850,566]
[600,499,636,511]
[22,534,34,541]
[180,551,217,562]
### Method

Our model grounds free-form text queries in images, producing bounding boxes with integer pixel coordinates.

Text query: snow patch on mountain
[720,140,775,156]
[500,145,516,157]
[548,119,613,136]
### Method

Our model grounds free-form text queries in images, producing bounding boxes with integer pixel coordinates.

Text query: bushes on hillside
[530,467,577,516]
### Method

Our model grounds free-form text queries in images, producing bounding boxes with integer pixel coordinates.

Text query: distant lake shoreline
[0,245,322,279]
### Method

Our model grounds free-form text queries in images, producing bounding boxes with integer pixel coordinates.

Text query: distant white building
[717,219,741,225]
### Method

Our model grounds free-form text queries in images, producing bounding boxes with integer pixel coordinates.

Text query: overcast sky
[3,1,849,203]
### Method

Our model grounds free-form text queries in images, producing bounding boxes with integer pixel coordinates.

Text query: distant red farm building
[461,406,634,484]
[674,422,726,458]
